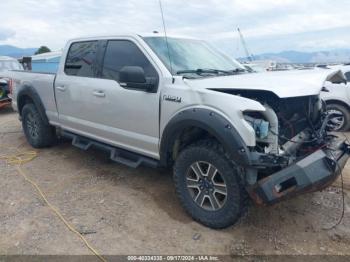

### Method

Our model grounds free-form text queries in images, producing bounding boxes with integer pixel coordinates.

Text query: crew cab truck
[10,34,350,229]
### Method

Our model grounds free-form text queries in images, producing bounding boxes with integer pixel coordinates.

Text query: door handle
[56,86,66,91]
[93,90,105,97]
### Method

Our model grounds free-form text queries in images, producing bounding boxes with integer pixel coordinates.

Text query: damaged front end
[237,91,350,205]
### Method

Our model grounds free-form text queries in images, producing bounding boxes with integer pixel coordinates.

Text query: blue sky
[0,0,349,57]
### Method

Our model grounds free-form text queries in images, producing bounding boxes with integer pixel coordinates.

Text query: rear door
[55,40,103,134]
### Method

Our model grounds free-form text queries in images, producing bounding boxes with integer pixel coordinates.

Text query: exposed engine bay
[215,89,327,158]
[203,71,349,205]
[224,89,350,204]
[239,90,325,158]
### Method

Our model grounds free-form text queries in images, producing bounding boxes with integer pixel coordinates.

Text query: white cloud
[0,0,349,54]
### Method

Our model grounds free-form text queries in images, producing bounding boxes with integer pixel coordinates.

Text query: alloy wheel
[26,112,39,139]
[186,161,227,211]
[327,109,345,131]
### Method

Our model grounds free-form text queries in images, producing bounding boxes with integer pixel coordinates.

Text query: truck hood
[184,69,345,98]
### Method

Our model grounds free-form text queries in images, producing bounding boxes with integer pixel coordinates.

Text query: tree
[35,46,51,55]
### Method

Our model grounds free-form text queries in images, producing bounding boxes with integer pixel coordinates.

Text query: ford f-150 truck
[9,34,350,229]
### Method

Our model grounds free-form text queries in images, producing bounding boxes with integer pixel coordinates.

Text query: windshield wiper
[176,68,245,76]
[230,68,246,73]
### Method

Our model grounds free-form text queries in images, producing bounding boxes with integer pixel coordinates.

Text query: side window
[102,40,158,82]
[65,41,98,77]
[345,72,350,82]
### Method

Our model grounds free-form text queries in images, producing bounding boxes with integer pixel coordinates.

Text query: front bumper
[247,139,350,205]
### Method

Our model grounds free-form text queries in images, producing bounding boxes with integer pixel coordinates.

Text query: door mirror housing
[119,66,157,91]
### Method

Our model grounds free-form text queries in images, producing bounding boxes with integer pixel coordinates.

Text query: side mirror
[119,66,156,91]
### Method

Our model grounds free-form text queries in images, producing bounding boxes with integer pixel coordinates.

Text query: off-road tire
[326,103,350,131]
[22,103,56,148]
[173,139,248,229]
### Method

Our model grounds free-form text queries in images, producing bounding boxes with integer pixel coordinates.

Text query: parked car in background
[322,65,350,131]
[0,56,23,72]
[0,56,23,108]
[242,63,266,73]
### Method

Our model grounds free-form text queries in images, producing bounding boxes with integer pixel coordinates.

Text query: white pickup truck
[9,34,350,228]
[322,65,350,131]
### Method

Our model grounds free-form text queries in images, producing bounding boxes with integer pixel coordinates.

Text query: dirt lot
[1,107,350,257]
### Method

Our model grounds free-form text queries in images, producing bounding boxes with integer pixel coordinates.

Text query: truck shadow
[52,138,196,224]
[0,106,14,115]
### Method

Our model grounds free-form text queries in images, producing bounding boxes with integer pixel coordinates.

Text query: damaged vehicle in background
[0,56,23,109]
[321,65,350,131]
[9,35,350,228]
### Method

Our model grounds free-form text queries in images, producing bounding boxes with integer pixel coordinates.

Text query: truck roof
[68,33,199,43]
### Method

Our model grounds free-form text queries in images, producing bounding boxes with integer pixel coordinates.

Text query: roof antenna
[158,0,174,82]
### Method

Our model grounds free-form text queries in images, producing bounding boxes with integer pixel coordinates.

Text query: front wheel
[173,140,248,229]
[326,103,350,131]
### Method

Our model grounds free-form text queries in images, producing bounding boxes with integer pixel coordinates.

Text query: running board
[62,131,158,169]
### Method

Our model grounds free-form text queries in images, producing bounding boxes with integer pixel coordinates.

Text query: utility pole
[237,28,253,62]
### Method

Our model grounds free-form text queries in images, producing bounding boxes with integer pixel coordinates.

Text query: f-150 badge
[163,95,182,103]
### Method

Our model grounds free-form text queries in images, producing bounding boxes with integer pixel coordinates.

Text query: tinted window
[102,40,157,82]
[65,41,98,77]
[345,72,350,82]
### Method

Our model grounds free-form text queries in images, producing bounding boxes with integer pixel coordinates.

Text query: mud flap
[248,143,350,205]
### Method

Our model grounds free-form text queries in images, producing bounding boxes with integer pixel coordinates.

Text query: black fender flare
[17,85,49,123]
[159,108,251,167]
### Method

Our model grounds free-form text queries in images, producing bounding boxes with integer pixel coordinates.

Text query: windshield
[143,36,244,76]
[0,60,23,71]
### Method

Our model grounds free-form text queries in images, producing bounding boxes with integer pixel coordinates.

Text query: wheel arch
[159,108,251,168]
[325,99,350,112]
[17,85,49,123]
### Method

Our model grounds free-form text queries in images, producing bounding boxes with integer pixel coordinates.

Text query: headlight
[243,113,270,139]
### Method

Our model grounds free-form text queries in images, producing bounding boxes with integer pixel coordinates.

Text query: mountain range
[243,49,350,64]
[0,45,37,58]
[1,44,350,64]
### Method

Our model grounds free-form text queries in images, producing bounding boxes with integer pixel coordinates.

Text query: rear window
[64,41,98,77]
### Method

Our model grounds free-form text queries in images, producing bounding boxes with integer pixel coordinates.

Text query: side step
[62,131,159,169]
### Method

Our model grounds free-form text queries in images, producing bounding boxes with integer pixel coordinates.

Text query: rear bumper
[247,139,350,205]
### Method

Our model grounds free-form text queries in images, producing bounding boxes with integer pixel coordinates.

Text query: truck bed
[11,70,58,123]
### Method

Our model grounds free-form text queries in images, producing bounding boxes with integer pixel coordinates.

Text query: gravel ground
[1,107,350,257]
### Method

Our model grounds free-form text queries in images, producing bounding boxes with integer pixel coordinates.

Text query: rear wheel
[173,140,248,229]
[22,103,56,148]
[326,103,350,131]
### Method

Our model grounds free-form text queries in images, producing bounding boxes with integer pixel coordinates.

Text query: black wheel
[22,103,56,148]
[326,103,350,131]
[173,140,248,229]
